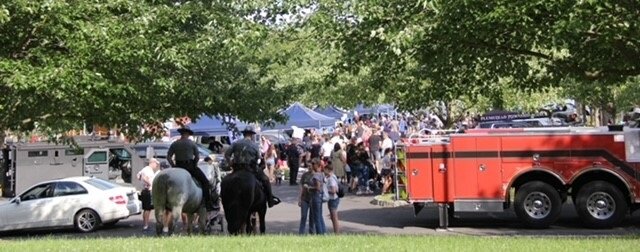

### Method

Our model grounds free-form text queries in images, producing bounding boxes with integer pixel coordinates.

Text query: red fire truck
[395,126,640,228]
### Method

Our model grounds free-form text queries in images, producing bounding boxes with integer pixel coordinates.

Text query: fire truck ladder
[406,129,455,144]
[394,144,406,202]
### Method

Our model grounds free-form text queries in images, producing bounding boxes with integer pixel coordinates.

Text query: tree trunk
[594,107,607,126]
[0,129,5,194]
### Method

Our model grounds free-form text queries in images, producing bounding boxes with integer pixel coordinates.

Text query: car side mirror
[12,197,21,205]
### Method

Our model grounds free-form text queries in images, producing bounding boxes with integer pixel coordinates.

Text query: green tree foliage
[307,0,640,113]
[0,0,292,137]
[614,78,640,110]
[3,0,638,135]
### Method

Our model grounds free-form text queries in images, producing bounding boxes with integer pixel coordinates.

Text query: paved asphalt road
[1,182,640,239]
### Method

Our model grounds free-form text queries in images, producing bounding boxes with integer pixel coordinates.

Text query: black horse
[220,161,267,235]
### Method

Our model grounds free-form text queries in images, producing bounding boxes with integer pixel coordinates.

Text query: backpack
[337,184,346,198]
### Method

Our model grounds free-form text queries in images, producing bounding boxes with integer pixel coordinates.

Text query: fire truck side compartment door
[625,128,640,162]
[476,137,503,199]
[452,138,478,199]
[430,145,451,203]
[406,146,434,201]
[83,148,109,180]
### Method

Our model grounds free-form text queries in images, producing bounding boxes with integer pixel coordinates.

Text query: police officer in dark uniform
[167,127,216,211]
[225,125,281,207]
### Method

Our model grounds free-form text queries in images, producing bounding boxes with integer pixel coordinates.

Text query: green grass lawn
[1,235,638,252]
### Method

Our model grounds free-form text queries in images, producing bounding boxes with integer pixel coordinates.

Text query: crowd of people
[261,114,419,193]
[136,111,480,235]
[252,114,427,234]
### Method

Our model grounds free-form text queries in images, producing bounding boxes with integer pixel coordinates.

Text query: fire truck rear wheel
[514,181,562,229]
[575,181,627,229]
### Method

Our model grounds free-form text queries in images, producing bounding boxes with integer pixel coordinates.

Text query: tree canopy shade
[307,0,640,111]
[0,0,292,137]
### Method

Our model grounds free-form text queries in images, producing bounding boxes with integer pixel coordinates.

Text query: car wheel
[75,209,101,233]
[575,181,627,229]
[514,181,562,229]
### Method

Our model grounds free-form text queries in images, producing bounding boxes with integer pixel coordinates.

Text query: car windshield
[110,148,132,160]
[478,122,496,129]
[84,178,118,190]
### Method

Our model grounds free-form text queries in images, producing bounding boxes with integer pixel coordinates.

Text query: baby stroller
[205,180,225,234]
[206,198,225,234]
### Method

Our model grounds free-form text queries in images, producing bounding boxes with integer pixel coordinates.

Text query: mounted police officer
[167,127,216,211]
[225,125,281,207]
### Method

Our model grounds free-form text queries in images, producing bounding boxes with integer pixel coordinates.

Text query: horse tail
[151,170,170,235]
[152,170,171,211]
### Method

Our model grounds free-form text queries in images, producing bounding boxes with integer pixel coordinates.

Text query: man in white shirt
[329,131,346,146]
[381,132,394,153]
[320,136,334,159]
[137,158,160,230]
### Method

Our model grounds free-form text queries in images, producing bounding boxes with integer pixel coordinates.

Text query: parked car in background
[261,129,291,145]
[197,135,231,154]
[132,142,214,169]
[476,121,538,129]
[476,117,569,129]
[0,177,141,233]
[261,129,292,161]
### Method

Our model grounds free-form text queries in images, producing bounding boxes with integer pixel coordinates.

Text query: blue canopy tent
[263,102,337,130]
[313,106,349,120]
[170,115,246,136]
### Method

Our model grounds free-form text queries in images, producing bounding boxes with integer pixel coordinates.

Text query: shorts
[140,189,154,210]
[327,198,340,210]
[266,158,275,167]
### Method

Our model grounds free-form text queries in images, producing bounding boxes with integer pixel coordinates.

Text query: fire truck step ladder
[394,144,407,201]
[437,204,449,230]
